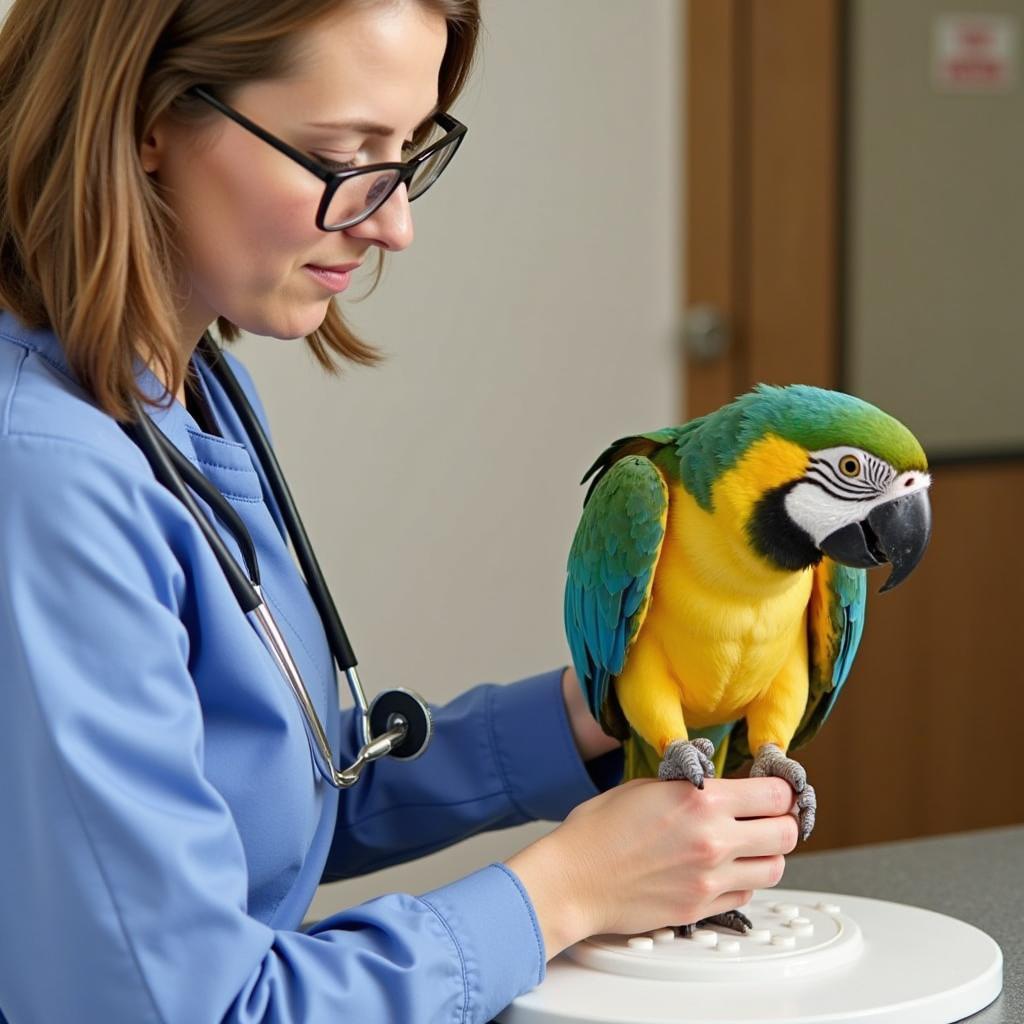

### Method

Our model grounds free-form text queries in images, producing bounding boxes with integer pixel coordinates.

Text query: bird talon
[659,738,716,788]
[708,909,752,933]
[676,909,752,936]
[796,783,817,841]
[751,743,806,788]
[751,743,817,840]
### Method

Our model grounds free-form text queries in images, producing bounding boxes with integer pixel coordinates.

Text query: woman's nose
[347,183,414,252]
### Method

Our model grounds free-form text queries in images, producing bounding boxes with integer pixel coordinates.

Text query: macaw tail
[623,724,738,782]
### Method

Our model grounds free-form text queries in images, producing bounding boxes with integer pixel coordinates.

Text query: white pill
[775,903,799,920]
[817,902,841,914]
[651,928,676,944]
[747,928,772,943]
[789,920,814,936]
[717,939,741,954]
[772,934,797,948]
[690,929,718,947]
[627,936,654,950]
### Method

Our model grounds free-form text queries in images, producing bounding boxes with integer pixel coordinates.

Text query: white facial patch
[783,446,930,546]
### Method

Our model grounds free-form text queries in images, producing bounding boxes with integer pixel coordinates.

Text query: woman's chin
[237,304,331,341]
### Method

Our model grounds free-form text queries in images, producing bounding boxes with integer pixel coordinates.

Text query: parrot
[563,384,931,935]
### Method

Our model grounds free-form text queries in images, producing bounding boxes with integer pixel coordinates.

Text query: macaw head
[684,384,932,591]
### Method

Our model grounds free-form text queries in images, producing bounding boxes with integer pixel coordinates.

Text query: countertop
[781,824,1023,1022]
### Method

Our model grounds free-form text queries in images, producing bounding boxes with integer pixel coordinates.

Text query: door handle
[683,304,730,363]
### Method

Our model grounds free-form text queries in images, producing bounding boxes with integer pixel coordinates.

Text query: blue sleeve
[0,436,548,1024]
[325,669,622,880]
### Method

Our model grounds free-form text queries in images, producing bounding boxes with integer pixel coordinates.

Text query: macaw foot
[750,742,817,841]
[658,738,716,789]
[676,910,753,938]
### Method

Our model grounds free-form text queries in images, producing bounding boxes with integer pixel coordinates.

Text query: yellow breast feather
[613,437,814,754]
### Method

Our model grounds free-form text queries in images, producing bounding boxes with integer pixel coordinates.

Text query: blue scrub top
[0,311,622,1024]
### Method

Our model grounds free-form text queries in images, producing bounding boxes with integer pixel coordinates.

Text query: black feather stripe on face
[748,482,823,572]
[804,466,871,499]
[809,457,878,497]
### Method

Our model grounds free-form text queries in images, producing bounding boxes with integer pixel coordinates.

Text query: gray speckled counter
[782,825,1023,1023]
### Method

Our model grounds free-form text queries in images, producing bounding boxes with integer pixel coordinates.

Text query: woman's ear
[139,113,170,175]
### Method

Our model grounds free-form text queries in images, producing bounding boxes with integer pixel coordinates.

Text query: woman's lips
[304,264,353,293]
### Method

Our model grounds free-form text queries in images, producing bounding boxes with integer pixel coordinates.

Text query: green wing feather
[792,559,867,749]
[565,426,743,775]
[564,448,670,739]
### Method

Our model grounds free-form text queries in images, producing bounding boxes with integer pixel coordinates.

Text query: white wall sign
[932,14,1018,93]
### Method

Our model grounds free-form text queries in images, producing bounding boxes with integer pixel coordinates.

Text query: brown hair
[0,0,479,420]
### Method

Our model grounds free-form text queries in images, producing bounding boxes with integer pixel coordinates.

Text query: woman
[0,1,798,1021]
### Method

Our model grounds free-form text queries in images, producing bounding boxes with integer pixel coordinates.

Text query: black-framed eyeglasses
[191,86,467,232]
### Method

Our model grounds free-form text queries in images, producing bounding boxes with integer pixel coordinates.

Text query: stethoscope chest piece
[368,688,433,761]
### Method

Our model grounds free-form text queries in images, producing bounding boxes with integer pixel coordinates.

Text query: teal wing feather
[564,454,669,734]
[791,559,868,750]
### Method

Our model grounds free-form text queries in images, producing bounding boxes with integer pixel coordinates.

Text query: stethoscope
[120,332,433,789]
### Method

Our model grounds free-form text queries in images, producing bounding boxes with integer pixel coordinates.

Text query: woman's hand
[560,665,621,762]
[505,774,799,959]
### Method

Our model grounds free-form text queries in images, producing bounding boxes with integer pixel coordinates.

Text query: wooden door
[684,0,1024,850]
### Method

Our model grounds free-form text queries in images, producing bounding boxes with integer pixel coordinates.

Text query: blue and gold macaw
[564,385,932,863]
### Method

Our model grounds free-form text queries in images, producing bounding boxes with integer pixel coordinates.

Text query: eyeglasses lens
[323,170,400,229]
[322,136,460,229]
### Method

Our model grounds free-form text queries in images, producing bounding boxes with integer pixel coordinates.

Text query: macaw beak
[820,488,932,592]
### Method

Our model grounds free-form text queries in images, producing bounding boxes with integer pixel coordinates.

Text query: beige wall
[268,0,682,917]
[846,0,1023,455]
[0,0,682,914]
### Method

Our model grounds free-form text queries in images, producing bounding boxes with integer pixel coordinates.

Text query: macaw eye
[839,455,862,478]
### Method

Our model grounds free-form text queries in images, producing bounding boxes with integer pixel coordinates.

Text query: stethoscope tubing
[120,404,263,611]
[121,406,357,783]
[119,336,431,786]
[197,335,362,682]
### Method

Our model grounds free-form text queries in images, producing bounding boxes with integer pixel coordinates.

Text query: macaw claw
[750,743,817,840]
[795,784,817,841]
[658,738,716,789]
[676,909,753,937]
